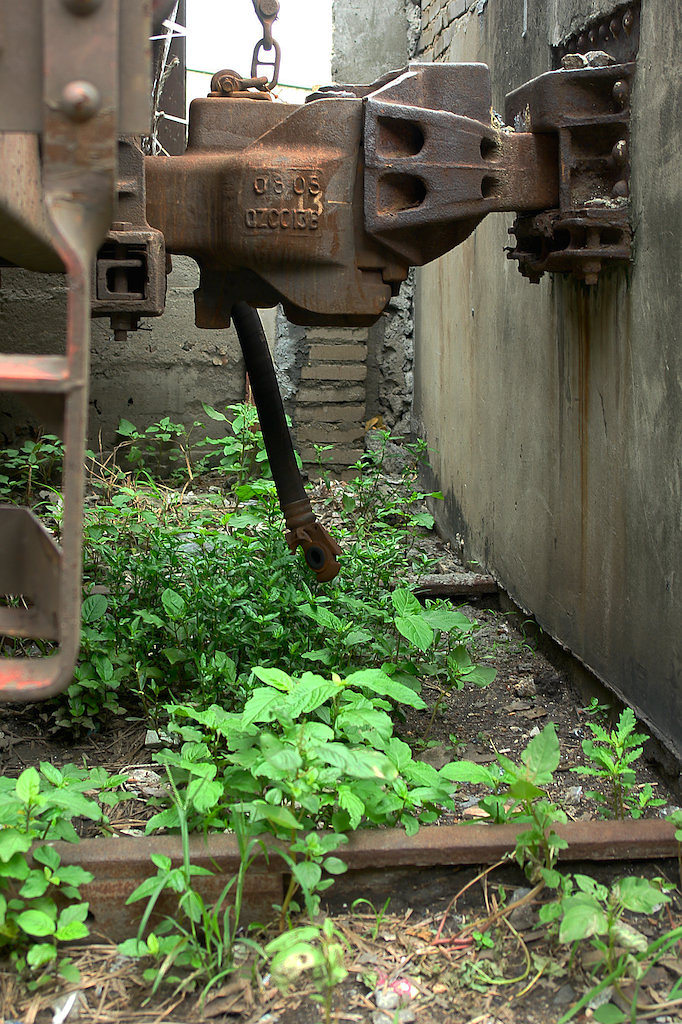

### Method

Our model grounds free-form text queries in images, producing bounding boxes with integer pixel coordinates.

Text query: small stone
[509,887,536,930]
[375,990,400,1011]
[585,49,616,66]
[561,52,587,69]
[565,785,583,804]
[419,742,455,769]
[513,674,537,698]
[529,725,541,737]
[51,991,88,1024]
[553,983,577,1006]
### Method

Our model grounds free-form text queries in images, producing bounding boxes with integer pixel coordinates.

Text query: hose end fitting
[284,499,342,583]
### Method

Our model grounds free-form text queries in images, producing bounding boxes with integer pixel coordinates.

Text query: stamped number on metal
[245,169,323,231]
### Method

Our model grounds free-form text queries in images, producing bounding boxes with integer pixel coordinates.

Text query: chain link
[250,0,281,90]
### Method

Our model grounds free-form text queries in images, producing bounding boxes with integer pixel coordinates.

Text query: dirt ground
[1,524,681,1024]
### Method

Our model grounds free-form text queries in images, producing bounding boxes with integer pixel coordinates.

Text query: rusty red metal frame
[54,819,678,943]
[0,1,151,702]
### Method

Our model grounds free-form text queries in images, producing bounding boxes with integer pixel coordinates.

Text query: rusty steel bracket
[0,2,151,703]
[505,61,635,284]
[92,138,167,341]
[145,62,561,329]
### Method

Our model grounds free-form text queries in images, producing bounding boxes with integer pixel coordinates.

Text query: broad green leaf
[345,669,426,710]
[161,588,186,620]
[259,735,303,774]
[344,629,373,646]
[287,680,339,718]
[558,893,607,943]
[521,723,560,784]
[16,909,56,937]
[293,861,322,892]
[411,512,434,529]
[19,870,50,899]
[82,594,108,623]
[39,763,63,786]
[58,961,81,984]
[423,608,473,634]
[593,1004,627,1024]
[187,778,223,814]
[202,402,227,421]
[338,786,364,829]
[0,829,32,863]
[395,614,434,652]
[464,665,497,687]
[241,687,283,727]
[26,943,57,969]
[616,876,669,914]
[336,707,393,742]
[116,418,138,436]
[55,919,90,942]
[385,737,414,771]
[391,588,422,616]
[440,761,497,786]
[317,743,396,781]
[162,648,188,665]
[251,802,302,831]
[16,766,41,804]
[252,667,292,691]
[508,778,545,803]
[323,857,347,875]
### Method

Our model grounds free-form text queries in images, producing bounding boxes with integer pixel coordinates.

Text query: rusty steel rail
[55,819,678,943]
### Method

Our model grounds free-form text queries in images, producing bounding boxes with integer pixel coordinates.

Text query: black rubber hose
[231,301,307,510]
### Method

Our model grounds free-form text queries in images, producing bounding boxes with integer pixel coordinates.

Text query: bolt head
[612,140,628,166]
[612,80,629,107]
[623,9,634,33]
[613,180,629,199]
[61,80,100,121]
[610,18,620,36]
[62,0,103,14]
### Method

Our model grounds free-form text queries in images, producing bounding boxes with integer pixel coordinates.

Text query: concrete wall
[0,258,245,448]
[414,1,682,755]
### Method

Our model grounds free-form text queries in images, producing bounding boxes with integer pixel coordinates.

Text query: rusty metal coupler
[144,58,632,331]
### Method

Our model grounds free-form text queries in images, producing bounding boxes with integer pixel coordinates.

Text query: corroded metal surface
[0,1,150,701]
[92,139,167,341]
[146,62,561,328]
[56,819,677,943]
[505,62,635,284]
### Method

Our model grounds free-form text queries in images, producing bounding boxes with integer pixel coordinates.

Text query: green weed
[571,708,665,819]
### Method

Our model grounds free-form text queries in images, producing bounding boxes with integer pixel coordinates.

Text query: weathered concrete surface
[332,0,415,83]
[0,258,245,447]
[414,1,682,755]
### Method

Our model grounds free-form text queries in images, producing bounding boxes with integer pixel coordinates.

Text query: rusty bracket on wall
[505,60,635,284]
